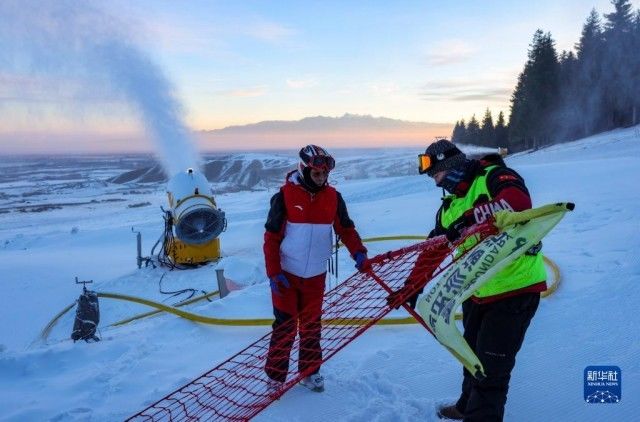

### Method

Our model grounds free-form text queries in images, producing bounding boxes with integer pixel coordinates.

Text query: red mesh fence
[128,224,497,421]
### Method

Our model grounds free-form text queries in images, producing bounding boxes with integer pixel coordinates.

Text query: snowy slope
[0,127,639,421]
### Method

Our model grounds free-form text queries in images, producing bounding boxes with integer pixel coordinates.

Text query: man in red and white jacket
[263,145,369,393]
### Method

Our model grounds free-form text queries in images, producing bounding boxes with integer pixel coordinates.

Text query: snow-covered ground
[1,128,639,421]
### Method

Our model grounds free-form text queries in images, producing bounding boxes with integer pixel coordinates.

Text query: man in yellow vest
[416,139,546,421]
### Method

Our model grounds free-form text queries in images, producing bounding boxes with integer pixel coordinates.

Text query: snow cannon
[164,168,226,265]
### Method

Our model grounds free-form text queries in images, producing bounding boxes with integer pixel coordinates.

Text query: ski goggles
[307,155,335,171]
[417,147,462,175]
[417,154,434,174]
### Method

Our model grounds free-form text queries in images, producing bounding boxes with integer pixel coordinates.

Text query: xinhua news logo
[584,366,621,403]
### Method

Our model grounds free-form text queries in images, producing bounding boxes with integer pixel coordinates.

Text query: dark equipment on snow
[71,277,100,342]
[132,227,154,269]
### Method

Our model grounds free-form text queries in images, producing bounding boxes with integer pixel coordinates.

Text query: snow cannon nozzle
[74,276,94,292]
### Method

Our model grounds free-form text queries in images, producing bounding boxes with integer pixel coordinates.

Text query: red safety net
[128,224,497,421]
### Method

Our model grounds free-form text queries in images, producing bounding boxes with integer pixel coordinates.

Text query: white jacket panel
[280,221,332,278]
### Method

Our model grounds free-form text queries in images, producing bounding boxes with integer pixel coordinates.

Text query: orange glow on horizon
[196,126,453,152]
[1,122,454,154]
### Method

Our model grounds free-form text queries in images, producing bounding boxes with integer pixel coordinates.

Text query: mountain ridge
[197,113,452,150]
[200,113,450,133]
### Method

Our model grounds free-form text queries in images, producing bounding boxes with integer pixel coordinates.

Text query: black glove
[407,291,420,309]
[445,223,464,242]
[387,286,422,310]
[386,289,406,310]
[445,209,476,242]
[525,241,542,256]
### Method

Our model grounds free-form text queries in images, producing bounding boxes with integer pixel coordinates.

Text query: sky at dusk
[1,0,638,154]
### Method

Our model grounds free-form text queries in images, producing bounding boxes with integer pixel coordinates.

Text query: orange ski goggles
[417,146,462,175]
[417,154,434,174]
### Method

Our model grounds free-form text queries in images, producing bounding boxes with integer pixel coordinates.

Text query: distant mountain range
[108,149,417,190]
[197,114,452,151]
[105,142,497,191]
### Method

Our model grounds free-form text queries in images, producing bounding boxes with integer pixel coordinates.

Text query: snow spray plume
[93,40,200,177]
[0,0,199,176]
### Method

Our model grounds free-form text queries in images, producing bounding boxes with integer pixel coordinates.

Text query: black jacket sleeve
[264,191,286,233]
[485,166,529,198]
[427,205,446,238]
[336,192,355,228]
[264,190,287,277]
[334,192,366,256]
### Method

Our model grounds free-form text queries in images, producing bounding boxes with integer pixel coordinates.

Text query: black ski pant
[455,292,540,422]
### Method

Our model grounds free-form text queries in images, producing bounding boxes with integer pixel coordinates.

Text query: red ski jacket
[264,171,366,278]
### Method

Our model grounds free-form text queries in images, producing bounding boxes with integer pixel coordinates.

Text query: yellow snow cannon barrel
[166,168,225,264]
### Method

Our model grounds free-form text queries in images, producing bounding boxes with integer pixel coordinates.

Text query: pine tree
[602,0,635,127]
[576,9,604,61]
[604,0,634,33]
[494,111,508,148]
[531,30,560,147]
[466,115,481,145]
[508,30,560,150]
[633,10,640,125]
[575,9,605,135]
[480,109,495,147]
[504,3,638,150]
[451,121,459,141]
[457,119,467,143]
[554,50,582,141]
[451,120,466,143]
[509,70,529,151]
